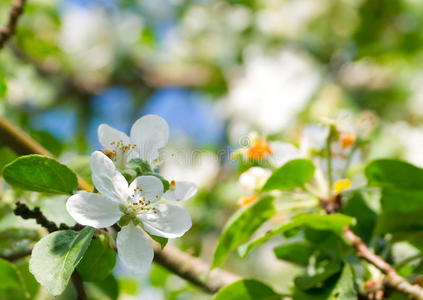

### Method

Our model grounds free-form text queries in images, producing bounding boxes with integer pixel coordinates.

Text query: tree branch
[151,240,241,293]
[343,227,423,300]
[0,116,241,294]
[0,0,27,49]
[321,196,423,299]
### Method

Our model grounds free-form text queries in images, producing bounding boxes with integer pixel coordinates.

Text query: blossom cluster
[235,114,376,207]
[66,115,197,275]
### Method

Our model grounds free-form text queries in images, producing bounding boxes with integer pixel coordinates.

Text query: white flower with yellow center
[66,151,192,275]
[98,114,169,169]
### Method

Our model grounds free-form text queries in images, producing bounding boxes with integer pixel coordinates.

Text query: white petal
[66,192,123,228]
[130,115,169,164]
[239,167,271,191]
[98,124,130,150]
[268,142,302,167]
[140,204,192,238]
[128,176,163,203]
[300,124,329,155]
[90,151,129,203]
[163,181,197,202]
[117,224,154,276]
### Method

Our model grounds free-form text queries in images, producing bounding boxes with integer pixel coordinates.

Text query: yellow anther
[340,132,356,149]
[333,179,352,194]
[246,138,272,159]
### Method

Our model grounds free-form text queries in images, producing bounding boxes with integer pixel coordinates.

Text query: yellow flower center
[109,140,136,168]
[127,187,158,215]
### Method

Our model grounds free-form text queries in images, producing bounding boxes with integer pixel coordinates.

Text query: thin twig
[0,0,27,49]
[14,201,83,232]
[0,116,241,293]
[71,272,88,300]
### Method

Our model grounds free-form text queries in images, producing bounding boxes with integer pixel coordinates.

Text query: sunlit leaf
[261,159,315,192]
[212,196,275,268]
[29,227,95,295]
[365,159,423,189]
[239,214,354,258]
[3,155,78,194]
[293,263,357,300]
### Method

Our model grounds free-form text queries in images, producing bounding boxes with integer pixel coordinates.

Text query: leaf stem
[325,125,335,198]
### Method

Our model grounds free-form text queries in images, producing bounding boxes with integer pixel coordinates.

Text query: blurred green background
[1,0,423,299]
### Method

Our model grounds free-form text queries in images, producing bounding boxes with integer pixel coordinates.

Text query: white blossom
[98,114,169,169]
[66,151,192,275]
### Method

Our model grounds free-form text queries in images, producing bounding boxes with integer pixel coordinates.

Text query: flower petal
[90,151,129,203]
[268,141,302,167]
[117,223,154,276]
[163,181,197,202]
[128,176,163,204]
[140,204,192,238]
[239,167,271,192]
[130,115,169,164]
[98,124,130,150]
[66,191,123,228]
[300,124,329,155]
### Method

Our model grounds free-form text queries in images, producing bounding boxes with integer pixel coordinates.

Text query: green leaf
[294,263,357,300]
[375,188,423,237]
[29,227,95,295]
[295,260,342,291]
[261,159,315,192]
[381,188,423,213]
[77,235,116,282]
[273,242,314,266]
[239,214,354,258]
[342,192,378,243]
[3,155,78,194]
[365,159,423,189]
[0,258,23,293]
[211,196,275,268]
[212,279,281,300]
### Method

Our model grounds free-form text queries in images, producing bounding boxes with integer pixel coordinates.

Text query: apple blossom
[98,114,169,169]
[66,151,192,275]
